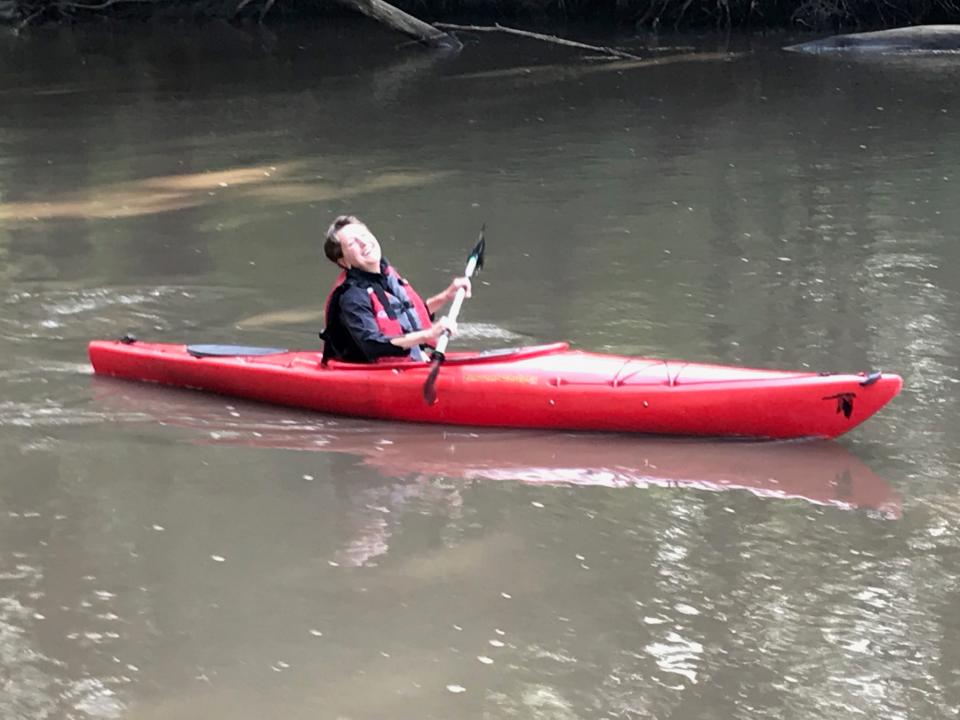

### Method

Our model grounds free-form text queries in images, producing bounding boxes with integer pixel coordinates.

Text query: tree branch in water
[434,22,641,60]
[55,0,158,10]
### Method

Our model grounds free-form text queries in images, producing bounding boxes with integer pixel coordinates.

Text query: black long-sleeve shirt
[334,263,430,362]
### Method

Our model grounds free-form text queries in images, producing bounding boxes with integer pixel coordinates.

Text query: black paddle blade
[470,224,486,273]
[423,355,444,405]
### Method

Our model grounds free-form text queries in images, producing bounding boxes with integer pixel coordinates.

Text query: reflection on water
[0,162,451,223]
[92,379,902,521]
[451,49,743,81]
[2,22,960,720]
[85,379,904,575]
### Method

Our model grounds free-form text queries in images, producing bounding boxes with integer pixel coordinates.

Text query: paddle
[423,226,486,405]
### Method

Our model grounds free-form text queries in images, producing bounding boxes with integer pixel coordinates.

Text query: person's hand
[445,277,472,302]
[429,315,458,339]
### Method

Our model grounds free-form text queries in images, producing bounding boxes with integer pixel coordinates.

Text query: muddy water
[1,22,959,720]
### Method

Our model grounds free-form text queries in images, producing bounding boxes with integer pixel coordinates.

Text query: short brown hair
[324,214,364,264]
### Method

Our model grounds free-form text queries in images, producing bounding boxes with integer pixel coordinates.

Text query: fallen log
[334,0,461,50]
[786,24,960,54]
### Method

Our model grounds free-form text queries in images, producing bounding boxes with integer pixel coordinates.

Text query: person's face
[336,222,382,272]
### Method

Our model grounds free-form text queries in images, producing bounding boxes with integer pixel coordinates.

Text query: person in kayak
[320,215,471,363]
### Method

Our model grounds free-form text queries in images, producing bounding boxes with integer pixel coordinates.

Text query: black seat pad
[187,344,288,358]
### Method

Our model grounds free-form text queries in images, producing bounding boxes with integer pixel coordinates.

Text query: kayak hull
[87,339,902,440]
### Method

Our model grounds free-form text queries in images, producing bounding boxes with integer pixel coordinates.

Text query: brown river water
[1,20,960,720]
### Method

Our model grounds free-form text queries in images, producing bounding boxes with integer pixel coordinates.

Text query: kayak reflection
[92,378,901,520]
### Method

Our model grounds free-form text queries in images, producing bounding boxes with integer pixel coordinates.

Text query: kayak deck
[87,338,903,440]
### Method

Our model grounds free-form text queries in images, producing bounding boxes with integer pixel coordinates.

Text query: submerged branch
[434,22,641,59]
[450,50,743,81]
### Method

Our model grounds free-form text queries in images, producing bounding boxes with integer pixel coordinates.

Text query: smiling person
[320,215,471,364]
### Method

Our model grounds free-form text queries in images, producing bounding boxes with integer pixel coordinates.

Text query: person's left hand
[446,277,472,302]
[431,315,458,338]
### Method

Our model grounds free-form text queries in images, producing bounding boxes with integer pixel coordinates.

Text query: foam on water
[0,400,151,428]
[0,285,243,342]
[457,322,524,341]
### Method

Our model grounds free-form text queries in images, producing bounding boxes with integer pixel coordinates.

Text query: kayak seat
[187,344,289,358]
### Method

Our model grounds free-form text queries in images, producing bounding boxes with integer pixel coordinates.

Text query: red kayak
[87,338,902,440]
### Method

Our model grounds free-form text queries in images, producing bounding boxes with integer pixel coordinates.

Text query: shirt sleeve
[338,287,409,361]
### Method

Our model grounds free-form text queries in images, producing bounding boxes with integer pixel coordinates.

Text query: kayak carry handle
[860,371,882,387]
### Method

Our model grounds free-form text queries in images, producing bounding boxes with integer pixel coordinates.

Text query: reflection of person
[320,215,471,363]
[334,477,464,568]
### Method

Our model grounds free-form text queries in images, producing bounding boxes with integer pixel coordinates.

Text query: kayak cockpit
[323,342,571,371]
[177,342,571,371]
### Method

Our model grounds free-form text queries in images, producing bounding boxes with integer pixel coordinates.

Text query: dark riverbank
[1,0,959,31]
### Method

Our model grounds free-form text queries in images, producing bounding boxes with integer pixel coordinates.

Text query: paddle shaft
[433,252,480,355]
[422,227,486,404]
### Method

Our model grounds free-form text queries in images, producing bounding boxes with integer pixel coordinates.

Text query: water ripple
[0,563,129,719]
[0,400,148,428]
[0,285,241,342]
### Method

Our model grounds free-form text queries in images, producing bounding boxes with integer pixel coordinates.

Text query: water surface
[1,22,959,720]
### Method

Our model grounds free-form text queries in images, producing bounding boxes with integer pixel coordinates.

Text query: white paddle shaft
[433,254,479,356]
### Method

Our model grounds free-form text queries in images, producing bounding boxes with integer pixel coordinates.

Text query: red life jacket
[322,265,433,357]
